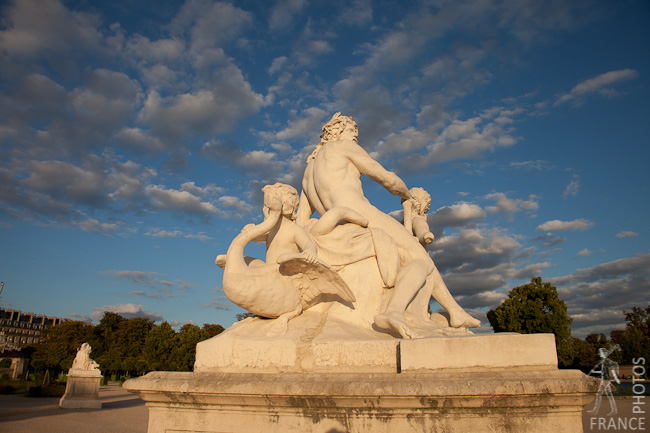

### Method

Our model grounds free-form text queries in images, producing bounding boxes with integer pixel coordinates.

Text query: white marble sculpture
[59,342,102,409]
[216,183,357,336]
[70,342,100,372]
[217,113,479,339]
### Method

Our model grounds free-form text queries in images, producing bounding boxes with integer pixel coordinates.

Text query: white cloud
[90,303,163,322]
[173,1,253,52]
[78,218,121,233]
[562,176,580,199]
[145,227,212,242]
[146,184,219,214]
[551,252,650,286]
[270,107,328,142]
[616,231,639,238]
[101,270,175,288]
[268,56,288,74]
[530,233,566,248]
[484,192,539,221]
[269,0,306,30]
[536,218,594,232]
[426,202,485,238]
[430,227,521,273]
[0,0,102,56]
[555,69,639,106]
[397,112,521,169]
[218,196,253,214]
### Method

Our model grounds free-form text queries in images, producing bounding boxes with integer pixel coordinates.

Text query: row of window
[0,319,47,330]
[0,327,39,336]
[2,335,39,344]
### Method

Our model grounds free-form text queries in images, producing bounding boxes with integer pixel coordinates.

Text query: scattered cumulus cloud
[616,231,639,238]
[484,192,539,221]
[90,303,163,322]
[536,218,594,232]
[555,69,639,106]
[100,270,195,298]
[530,232,567,248]
[562,176,580,199]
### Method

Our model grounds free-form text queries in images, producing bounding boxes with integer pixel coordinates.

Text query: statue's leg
[430,264,480,328]
[374,258,430,338]
[310,206,368,235]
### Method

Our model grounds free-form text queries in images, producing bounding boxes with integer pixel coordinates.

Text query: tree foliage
[610,305,650,364]
[487,277,575,367]
[31,320,95,371]
[30,313,222,375]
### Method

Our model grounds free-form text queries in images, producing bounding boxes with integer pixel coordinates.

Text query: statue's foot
[449,309,480,328]
[374,313,412,339]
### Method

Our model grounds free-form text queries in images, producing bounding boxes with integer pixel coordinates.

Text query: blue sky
[0,0,648,338]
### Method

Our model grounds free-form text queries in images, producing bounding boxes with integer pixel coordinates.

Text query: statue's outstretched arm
[346,143,411,200]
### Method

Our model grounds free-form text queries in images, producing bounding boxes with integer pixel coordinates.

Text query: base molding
[59,371,102,409]
[124,369,596,433]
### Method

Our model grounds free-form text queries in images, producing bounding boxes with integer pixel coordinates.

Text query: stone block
[124,369,597,433]
[59,370,102,409]
[400,332,558,372]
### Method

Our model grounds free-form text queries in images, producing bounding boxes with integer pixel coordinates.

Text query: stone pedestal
[59,370,102,409]
[125,333,598,433]
[125,369,595,433]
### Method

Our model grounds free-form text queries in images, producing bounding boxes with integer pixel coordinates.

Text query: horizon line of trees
[28,312,224,376]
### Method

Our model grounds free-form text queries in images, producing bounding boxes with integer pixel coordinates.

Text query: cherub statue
[70,343,100,372]
[216,183,355,336]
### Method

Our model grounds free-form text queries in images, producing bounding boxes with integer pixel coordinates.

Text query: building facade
[0,308,66,349]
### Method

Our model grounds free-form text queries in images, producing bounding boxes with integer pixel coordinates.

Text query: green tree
[117,317,154,374]
[95,316,153,375]
[31,320,95,372]
[236,312,256,321]
[610,304,650,364]
[93,312,124,360]
[171,324,210,371]
[487,277,575,367]
[202,323,225,338]
[143,322,178,371]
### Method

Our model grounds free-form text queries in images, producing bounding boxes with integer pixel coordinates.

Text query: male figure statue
[298,113,479,338]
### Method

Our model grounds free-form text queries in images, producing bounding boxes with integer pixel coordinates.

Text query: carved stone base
[195,316,559,374]
[124,369,596,433]
[59,370,102,409]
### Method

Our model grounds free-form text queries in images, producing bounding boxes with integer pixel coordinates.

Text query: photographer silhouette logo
[587,344,621,416]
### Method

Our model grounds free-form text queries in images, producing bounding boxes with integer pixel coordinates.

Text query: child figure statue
[216,183,355,336]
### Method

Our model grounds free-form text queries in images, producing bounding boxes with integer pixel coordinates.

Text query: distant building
[0,308,67,349]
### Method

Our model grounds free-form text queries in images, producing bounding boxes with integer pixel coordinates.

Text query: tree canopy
[610,305,650,364]
[29,313,224,375]
[487,277,574,367]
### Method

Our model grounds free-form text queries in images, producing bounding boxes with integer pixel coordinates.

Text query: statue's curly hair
[262,183,300,219]
[409,187,431,215]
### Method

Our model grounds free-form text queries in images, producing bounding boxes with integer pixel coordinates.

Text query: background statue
[70,342,100,372]
[297,113,479,338]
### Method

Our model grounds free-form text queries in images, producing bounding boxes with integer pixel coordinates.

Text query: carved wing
[277,253,356,308]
